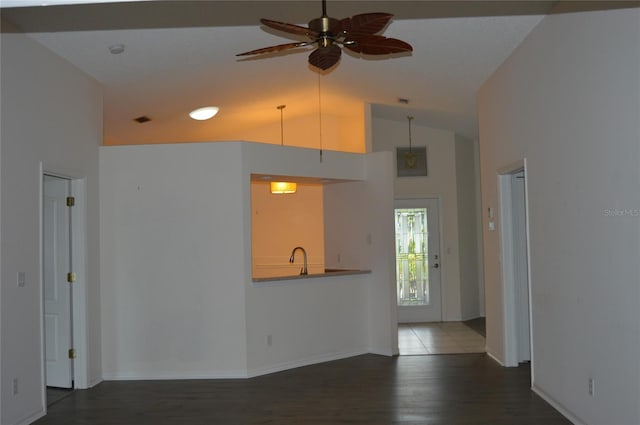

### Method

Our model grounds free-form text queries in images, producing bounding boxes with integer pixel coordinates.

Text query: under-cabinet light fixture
[270,182,297,194]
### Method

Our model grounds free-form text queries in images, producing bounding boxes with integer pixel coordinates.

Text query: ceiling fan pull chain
[408,115,414,153]
[318,73,323,163]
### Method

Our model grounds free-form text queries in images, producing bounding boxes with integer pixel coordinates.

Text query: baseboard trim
[486,350,505,366]
[368,347,396,357]
[246,350,368,378]
[87,375,103,389]
[532,384,585,425]
[102,369,249,380]
[461,314,485,321]
[13,407,45,425]
[101,350,376,381]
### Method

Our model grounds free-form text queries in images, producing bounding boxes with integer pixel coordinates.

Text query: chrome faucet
[289,246,308,275]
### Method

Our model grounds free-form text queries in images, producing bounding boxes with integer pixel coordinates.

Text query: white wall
[323,152,397,355]
[478,8,640,425]
[1,25,102,425]
[371,118,463,321]
[100,143,249,378]
[455,135,483,320]
[100,142,397,380]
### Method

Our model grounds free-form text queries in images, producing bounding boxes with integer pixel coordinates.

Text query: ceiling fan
[236,0,413,71]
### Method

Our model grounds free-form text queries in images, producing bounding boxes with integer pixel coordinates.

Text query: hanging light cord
[407,115,414,153]
[277,105,286,146]
[318,74,323,162]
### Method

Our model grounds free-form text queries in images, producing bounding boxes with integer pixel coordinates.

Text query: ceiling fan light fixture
[189,106,219,121]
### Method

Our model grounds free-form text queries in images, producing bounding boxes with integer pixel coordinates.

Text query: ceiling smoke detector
[108,44,125,54]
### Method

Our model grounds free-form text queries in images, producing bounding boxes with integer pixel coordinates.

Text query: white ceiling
[2,1,556,144]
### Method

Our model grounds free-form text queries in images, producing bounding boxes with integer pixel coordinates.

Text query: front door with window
[395,198,442,323]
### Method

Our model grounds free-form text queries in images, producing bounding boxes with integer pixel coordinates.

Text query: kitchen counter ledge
[252,269,371,283]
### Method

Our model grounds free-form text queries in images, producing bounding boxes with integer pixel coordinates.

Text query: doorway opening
[498,162,532,367]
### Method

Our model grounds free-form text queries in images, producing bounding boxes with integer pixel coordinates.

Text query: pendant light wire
[407,115,414,153]
[277,104,286,146]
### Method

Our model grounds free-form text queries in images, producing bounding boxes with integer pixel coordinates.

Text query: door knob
[433,263,439,269]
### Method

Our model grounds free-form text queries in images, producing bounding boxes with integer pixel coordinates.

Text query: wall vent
[133,115,151,123]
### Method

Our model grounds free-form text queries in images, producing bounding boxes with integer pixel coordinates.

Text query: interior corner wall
[1,26,102,425]
[99,143,249,379]
[455,135,482,320]
[478,8,639,425]
[371,117,462,321]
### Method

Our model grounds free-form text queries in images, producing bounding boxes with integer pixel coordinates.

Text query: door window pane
[395,208,429,306]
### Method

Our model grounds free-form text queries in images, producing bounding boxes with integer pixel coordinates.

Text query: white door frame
[497,159,534,369]
[40,165,90,400]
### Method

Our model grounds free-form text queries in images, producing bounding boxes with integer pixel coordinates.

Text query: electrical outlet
[12,378,18,395]
[588,378,595,396]
[17,272,25,288]
[267,335,272,347]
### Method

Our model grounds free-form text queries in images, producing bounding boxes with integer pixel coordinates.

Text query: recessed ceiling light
[189,106,219,121]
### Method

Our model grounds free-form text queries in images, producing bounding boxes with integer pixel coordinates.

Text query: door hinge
[68,348,77,359]
[66,196,75,207]
[67,272,76,283]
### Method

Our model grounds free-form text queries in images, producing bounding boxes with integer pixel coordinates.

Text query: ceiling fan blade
[237,41,313,57]
[341,13,393,35]
[344,34,413,55]
[260,19,319,38]
[308,44,342,71]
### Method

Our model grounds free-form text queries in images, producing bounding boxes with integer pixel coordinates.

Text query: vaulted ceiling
[3,1,616,146]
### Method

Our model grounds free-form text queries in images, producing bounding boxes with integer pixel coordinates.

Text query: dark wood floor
[46,387,74,406]
[35,354,570,425]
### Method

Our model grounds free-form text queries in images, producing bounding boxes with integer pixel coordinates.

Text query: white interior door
[511,171,531,363]
[395,198,442,323]
[44,175,73,388]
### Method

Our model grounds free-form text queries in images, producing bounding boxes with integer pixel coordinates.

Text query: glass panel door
[395,208,429,306]
[395,198,441,323]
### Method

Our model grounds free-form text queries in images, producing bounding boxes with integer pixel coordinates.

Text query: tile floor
[398,321,486,355]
